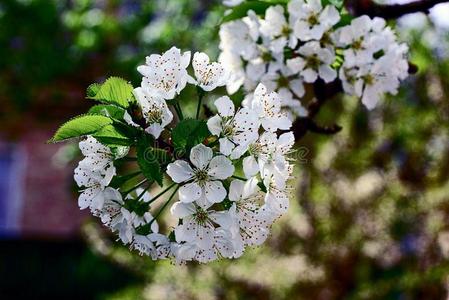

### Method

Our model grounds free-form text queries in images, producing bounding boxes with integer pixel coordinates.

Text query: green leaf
[49,114,112,143]
[112,120,142,139]
[88,104,126,120]
[322,0,344,9]
[171,119,210,154]
[221,1,276,23]
[93,124,133,146]
[109,171,141,189]
[86,83,101,98]
[87,77,134,108]
[257,182,267,193]
[335,13,353,28]
[137,135,164,187]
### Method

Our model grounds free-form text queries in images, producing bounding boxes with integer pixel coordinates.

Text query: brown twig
[346,0,449,19]
[291,80,343,139]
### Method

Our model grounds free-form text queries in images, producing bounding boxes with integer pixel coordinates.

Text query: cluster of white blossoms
[335,15,409,109]
[219,0,409,114]
[72,47,295,263]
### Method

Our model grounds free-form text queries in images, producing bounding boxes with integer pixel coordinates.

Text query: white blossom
[239,131,294,189]
[113,207,157,244]
[74,136,118,211]
[289,0,340,42]
[171,201,235,261]
[246,83,292,132]
[207,96,259,157]
[228,178,272,246]
[223,0,244,7]
[260,5,298,50]
[219,19,258,60]
[192,52,228,91]
[132,233,169,260]
[337,16,409,109]
[166,144,234,208]
[133,87,173,138]
[287,41,337,83]
[137,46,194,99]
[219,51,246,94]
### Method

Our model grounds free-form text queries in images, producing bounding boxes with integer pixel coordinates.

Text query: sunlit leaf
[49,114,112,143]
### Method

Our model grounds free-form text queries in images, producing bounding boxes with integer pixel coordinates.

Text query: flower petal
[214,96,235,117]
[219,138,235,156]
[243,156,259,178]
[167,160,194,183]
[229,179,244,201]
[179,182,202,203]
[206,115,223,136]
[204,181,227,203]
[207,155,234,179]
[170,201,196,218]
[190,144,213,169]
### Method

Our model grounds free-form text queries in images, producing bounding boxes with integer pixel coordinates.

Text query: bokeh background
[1,0,449,299]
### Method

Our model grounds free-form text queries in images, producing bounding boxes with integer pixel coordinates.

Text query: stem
[232,175,247,181]
[196,87,205,119]
[122,178,148,195]
[120,157,137,162]
[152,186,179,222]
[120,170,141,181]
[347,0,449,19]
[147,182,177,205]
[135,185,151,202]
[176,102,184,120]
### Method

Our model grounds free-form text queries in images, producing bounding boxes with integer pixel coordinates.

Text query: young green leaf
[109,171,141,189]
[335,13,353,28]
[87,77,134,108]
[49,114,112,143]
[322,0,344,9]
[171,119,210,153]
[93,124,133,146]
[88,104,126,120]
[221,1,286,24]
[137,135,164,187]
[86,83,101,98]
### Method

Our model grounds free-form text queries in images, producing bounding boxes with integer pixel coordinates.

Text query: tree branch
[347,0,449,19]
[291,80,343,139]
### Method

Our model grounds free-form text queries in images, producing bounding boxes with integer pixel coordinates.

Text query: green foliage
[88,104,126,120]
[136,134,164,187]
[92,124,133,146]
[49,114,112,143]
[171,119,210,154]
[86,77,134,108]
[109,171,141,190]
[221,1,279,23]
[322,0,344,9]
[335,13,353,28]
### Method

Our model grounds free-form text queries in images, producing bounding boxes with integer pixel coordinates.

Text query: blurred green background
[1,0,449,299]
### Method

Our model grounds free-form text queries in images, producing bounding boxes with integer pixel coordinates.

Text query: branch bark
[347,0,449,19]
[291,80,343,139]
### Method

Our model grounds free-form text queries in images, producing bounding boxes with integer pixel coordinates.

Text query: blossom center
[222,123,235,137]
[352,39,363,50]
[306,54,321,69]
[145,109,163,124]
[281,25,292,37]
[261,51,273,63]
[248,143,263,157]
[308,14,319,26]
[276,75,290,88]
[199,68,215,85]
[363,74,374,85]
[194,207,209,225]
[194,169,209,186]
